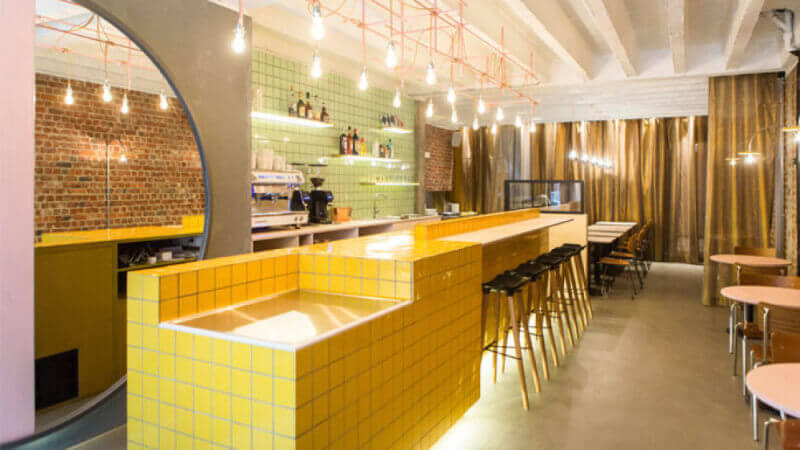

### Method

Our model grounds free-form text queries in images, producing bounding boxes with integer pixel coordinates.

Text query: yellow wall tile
[198,268,215,292]
[299,254,313,272]
[299,273,313,290]
[176,382,192,409]
[159,403,175,429]
[176,407,193,435]
[247,261,261,282]
[397,261,412,282]
[142,397,158,423]
[215,287,231,308]
[195,413,211,441]
[287,254,298,272]
[127,347,141,371]
[142,350,158,375]
[142,326,158,350]
[247,281,260,300]
[330,256,345,275]
[143,301,159,325]
[287,273,298,290]
[233,423,252,450]
[232,342,251,370]
[344,277,360,296]
[276,275,288,293]
[194,387,212,415]
[212,364,231,392]
[195,336,211,361]
[178,295,197,317]
[198,291,215,313]
[362,279,377,297]
[253,373,273,403]
[261,277,275,297]
[142,374,158,399]
[232,263,248,285]
[179,271,198,296]
[274,407,295,437]
[253,401,273,431]
[232,369,252,397]
[159,328,175,353]
[176,357,192,384]
[127,393,142,418]
[127,299,141,323]
[276,256,288,275]
[313,274,329,291]
[344,257,361,277]
[194,361,211,388]
[329,276,344,294]
[215,265,232,288]
[314,255,329,273]
[274,378,296,407]
[127,323,142,347]
[379,260,395,280]
[159,354,175,379]
[274,350,295,378]
[212,391,231,420]
[160,299,178,322]
[160,275,178,300]
[261,257,275,279]
[232,284,247,304]
[253,346,273,375]
[212,418,231,446]
[362,259,378,279]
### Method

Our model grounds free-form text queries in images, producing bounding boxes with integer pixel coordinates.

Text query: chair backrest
[739,273,800,289]
[734,246,777,257]
[769,331,800,363]
[762,302,800,350]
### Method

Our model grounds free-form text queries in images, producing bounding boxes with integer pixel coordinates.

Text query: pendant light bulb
[232,20,246,54]
[744,154,756,165]
[472,116,479,130]
[794,132,800,143]
[568,150,578,160]
[426,61,436,85]
[358,67,368,91]
[102,80,112,103]
[491,123,497,135]
[119,154,127,164]
[393,88,401,108]
[121,92,129,114]
[530,121,536,132]
[514,115,522,128]
[311,50,322,78]
[425,99,434,118]
[311,2,324,41]
[385,40,398,69]
[496,106,504,121]
[477,96,486,114]
[159,90,168,110]
[450,108,458,124]
[64,83,74,105]
[446,84,456,104]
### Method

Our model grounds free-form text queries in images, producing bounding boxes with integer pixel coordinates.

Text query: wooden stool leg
[566,261,587,332]
[519,292,542,393]
[500,328,509,374]
[544,296,560,367]
[531,284,550,380]
[550,271,568,357]
[492,295,500,384]
[563,262,584,335]
[573,256,591,324]
[574,253,593,319]
[556,268,576,348]
[507,293,530,410]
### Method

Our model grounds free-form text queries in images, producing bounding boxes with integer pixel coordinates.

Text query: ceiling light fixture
[232,22,246,54]
[121,92,129,114]
[358,67,368,91]
[311,50,322,78]
[393,88,401,108]
[447,84,456,104]
[514,115,522,128]
[450,107,458,124]
[426,61,437,85]
[159,89,168,110]
[496,106,504,121]
[425,99,434,118]
[102,81,112,102]
[568,150,578,160]
[472,116,479,130]
[311,1,325,41]
[744,154,757,165]
[580,153,589,163]
[477,96,486,115]
[530,121,536,132]
[119,154,127,163]
[491,123,497,135]
[64,82,74,105]
[385,40,398,68]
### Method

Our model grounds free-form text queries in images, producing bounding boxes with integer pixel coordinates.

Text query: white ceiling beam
[500,0,592,80]
[580,0,638,77]
[724,0,767,69]
[665,0,687,73]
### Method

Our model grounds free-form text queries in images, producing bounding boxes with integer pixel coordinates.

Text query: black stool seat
[536,254,567,268]
[482,271,528,295]
[513,262,548,280]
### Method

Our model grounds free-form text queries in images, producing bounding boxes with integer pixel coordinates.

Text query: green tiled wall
[252,49,417,219]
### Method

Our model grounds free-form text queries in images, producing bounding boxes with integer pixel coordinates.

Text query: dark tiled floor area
[434,263,766,450]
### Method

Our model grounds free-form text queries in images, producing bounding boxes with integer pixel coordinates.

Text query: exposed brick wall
[424,125,454,192]
[35,74,204,237]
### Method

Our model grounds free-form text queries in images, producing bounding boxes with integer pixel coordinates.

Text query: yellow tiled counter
[126,234,482,449]
[125,209,577,449]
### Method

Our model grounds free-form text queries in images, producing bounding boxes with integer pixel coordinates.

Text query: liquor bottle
[313,95,321,120]
[304,92,313,119]
[360,138,365,156]
[288,85,296,116]
[387,139,393,158]
[297,93,306,118]
[321,102,329,122]
[352,129,360,154]
[339,127,347,154]
[346,127,353,154]
[379,144,385,158]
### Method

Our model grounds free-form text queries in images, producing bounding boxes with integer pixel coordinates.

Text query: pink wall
[0,0,35,443]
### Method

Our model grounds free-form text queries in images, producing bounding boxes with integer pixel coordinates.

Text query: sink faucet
[373,193,388,219]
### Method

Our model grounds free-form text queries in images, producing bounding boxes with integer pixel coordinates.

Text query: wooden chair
[733,274,800,391]
[764,418,800,450]
[735,246,777,257]
[751,305,800,369]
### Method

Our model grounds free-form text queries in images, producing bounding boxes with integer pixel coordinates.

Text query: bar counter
[125,208,582,449]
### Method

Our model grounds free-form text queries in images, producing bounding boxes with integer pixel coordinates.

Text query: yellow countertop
[439,216,574,246]
[164,290,408,350]
[300,230,476,261]
[36,224,203,248]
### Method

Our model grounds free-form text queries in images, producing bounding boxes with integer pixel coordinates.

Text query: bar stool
[482,271,537,409]
[557,243,593,320]
[511,261,558,379]
[550,245,591,329]
[536,253,577,355]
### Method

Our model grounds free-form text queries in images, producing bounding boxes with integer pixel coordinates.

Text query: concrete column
[0,0,36,442]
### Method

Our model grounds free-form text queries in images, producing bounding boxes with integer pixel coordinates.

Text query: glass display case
[504,180,585,213]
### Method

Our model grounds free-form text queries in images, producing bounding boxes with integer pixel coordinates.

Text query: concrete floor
[71,263,771,450]
[434,262,769,450]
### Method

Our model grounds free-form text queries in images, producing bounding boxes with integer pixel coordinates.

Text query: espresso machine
[250,170,309,228]
[307,177,334,224]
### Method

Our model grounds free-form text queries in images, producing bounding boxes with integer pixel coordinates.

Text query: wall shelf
[251,111,334,128]
[360,182,420,186]
[328,154,401,163]
[117,257,197,272]
[381,127,413,134]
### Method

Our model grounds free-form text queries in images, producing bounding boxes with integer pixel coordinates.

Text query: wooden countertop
[164,290,409,350]
[438,216,573,246]
[36,224,203,249]
[251,215,440,241]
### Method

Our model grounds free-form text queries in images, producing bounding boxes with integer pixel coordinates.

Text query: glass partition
[504,180,584,214]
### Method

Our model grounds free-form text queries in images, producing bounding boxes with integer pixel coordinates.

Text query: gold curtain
[528,117,707,263]
[448,126,514,213]
[701,73,780,306]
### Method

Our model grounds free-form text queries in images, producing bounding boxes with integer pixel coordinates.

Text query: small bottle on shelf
[304,92,313,119]
[288,85,296,116]
[387,139,393,158]
[346,126,353,154]
[352,129,360,154]
[297,93,306,118]
[313,95,321,120]
[339,127,347,155]
[321,102,329,122]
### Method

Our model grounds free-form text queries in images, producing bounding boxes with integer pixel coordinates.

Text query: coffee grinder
[307,177,333,224]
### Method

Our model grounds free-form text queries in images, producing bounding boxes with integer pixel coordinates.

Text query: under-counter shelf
[117,257,197,272]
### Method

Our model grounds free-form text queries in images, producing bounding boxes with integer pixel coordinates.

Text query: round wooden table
[746,363,800,440]
[710,254,791,269]
[721,285,800,307]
